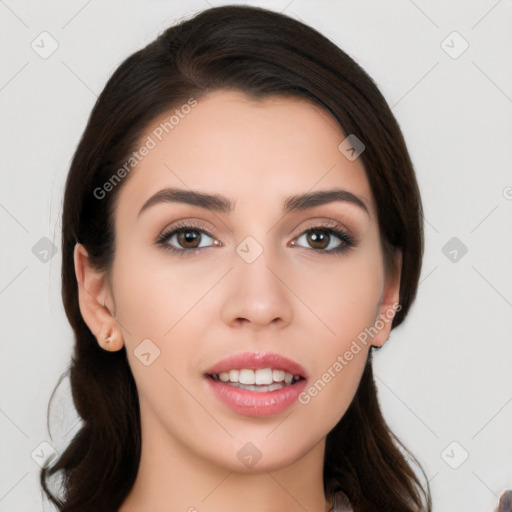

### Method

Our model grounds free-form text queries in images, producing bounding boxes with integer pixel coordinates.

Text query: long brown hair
[41,5,430,511]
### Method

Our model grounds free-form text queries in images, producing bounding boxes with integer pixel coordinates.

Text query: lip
[203,351,308,417]
[205,351,308,379]
[204,376,307,417]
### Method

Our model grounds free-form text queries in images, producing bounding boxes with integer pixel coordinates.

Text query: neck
[119,404,330,512]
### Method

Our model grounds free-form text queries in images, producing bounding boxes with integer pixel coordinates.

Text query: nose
[220,240,294,331]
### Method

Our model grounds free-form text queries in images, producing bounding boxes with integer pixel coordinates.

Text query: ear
[73,243,123,351]
[371,250,402,348]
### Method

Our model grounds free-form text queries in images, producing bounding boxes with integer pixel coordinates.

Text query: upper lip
[205,351,308,379]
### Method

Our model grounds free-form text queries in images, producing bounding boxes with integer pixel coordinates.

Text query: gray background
[1,1,511,510]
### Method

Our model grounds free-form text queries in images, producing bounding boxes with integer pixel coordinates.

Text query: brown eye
[176,229,202,249]
[292,227,353,253]
[156,224,218,256]
[306,230,331,250]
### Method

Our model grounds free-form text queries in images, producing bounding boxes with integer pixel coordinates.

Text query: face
[76,89,400,473]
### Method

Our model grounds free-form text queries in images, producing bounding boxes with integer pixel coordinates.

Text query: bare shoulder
[332,489,354,512]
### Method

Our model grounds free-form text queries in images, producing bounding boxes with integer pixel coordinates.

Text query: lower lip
[204,376,307,417]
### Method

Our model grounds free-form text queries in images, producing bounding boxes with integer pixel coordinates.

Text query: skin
[74,89,401,512]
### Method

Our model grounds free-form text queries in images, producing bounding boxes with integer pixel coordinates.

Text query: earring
[99,325,123,351]
[105,333,114,350]
[104,331,122,351]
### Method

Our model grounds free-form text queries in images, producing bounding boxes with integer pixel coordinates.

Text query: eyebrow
[137,187,369,218]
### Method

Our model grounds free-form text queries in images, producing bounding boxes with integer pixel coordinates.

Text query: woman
[41,5,431,511]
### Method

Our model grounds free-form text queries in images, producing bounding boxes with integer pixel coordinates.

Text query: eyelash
[154,220,356,257]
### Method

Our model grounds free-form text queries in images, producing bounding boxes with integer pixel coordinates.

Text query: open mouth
[204,361,308,416]
[206,368,305,392]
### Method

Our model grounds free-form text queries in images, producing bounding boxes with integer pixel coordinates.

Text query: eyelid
[157,218,219,240]
[289,219,356,253]
[155,216,358,254]
[289,217,355,239]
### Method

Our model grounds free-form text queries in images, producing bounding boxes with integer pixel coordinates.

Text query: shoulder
[332,489,354,512]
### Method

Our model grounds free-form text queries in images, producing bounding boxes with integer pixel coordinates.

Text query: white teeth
[239,369,255,385]
[272,369,285,382]
[229,382,286,392]
[255,368,273,385]
[213,368,300,385]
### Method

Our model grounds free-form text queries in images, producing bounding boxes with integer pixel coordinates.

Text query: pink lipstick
[204,352,308,417]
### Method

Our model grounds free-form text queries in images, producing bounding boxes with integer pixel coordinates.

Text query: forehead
[115,89,374,222]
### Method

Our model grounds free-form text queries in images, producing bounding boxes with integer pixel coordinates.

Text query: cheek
[294,304,372,439]
[110,246,226,403]
[288,253,382,427]
[290,251,384,339]
[296,354,367,441]
[111,244,222,344]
